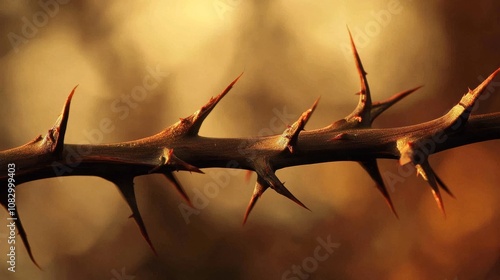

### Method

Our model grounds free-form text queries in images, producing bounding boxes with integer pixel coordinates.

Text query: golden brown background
[1,1,500,279]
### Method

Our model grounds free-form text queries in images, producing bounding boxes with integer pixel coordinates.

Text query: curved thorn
[105,176,157,255]
[14,210,42,269]
[183,72,243,136]
[346,26,371,124]
[50,85,78,155]
[264,172,309,211]
[416,161,446,216]
[371,86,423,121]
[434,170,455,199]
[358,160,398,218]
[163,172,193,207]
[304,97,320,121]
[169,152,204,174]
[243,180,266,225]
[347,27,369,93]
[460,68,500,111]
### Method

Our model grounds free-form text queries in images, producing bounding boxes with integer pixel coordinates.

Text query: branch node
[243,160,309,223]
[280,98,319,153]
[150,148,203,174]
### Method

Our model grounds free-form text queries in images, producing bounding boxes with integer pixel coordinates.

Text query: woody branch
[1,31,499,268]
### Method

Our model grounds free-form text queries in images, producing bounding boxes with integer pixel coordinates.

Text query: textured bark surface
[1,33,499,268]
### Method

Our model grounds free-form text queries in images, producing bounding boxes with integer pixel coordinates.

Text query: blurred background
[1,1,499,279]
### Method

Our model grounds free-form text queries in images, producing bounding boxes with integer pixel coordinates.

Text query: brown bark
[1,33,499,268]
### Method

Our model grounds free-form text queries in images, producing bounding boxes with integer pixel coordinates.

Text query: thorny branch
[1,32,499,268]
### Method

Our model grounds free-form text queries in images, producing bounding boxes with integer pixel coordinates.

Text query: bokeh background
[1,1,500,279]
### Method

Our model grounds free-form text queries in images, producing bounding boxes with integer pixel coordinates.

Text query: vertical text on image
[6,163,17,272]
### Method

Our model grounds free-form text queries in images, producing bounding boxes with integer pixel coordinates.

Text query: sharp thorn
[49,85,78,155]
[265,173,309,211]
[430,188,446,217]
[347,26,368,78]
[416,162,446,217]
[176,158,204,174]
[254,162,310,211]
[446,67,500,128]
[281,97,320,152]
[371,86,423,121]
[183,73,243,136]
[151,149,204,174]
[358,160,398,218]
[434,172,455,198]
[15,211,42,269]
[466,68,499,107]
[346,26,371,124]
[243,181,266,225]
[163,172,193,207]
[168,149,204,173]
[104,176,157,255]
